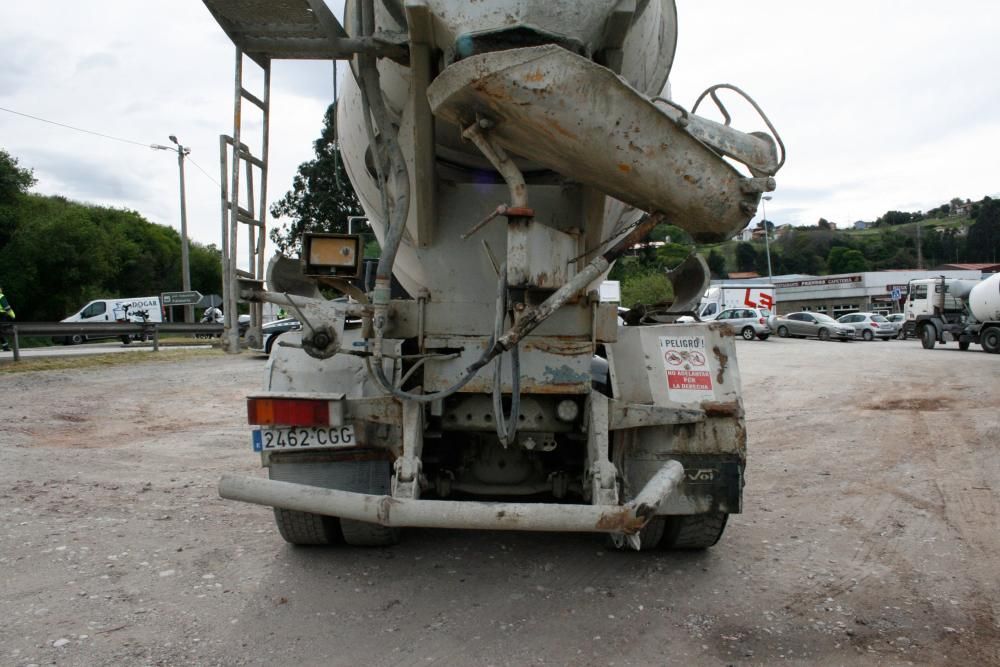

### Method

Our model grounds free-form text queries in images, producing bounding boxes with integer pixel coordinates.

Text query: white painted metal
[969,273,1000,322]
[219,459,683,534]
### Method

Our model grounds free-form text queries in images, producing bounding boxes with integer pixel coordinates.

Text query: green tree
[827,246,868,273]
[269,104,364,255]
[706,248,727,278]
[735,242,757,272]
[966,197,1000,263]
[876,210,916,227]
[0,149,35,204]
[655,242,695,269]
[619,272,673,308]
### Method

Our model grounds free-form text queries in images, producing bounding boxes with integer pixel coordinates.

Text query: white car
[836,312,898,341]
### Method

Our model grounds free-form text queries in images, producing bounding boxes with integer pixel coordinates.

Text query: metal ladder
[219,49,270,353]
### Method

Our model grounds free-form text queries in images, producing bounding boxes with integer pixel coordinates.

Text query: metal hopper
[428,44,780,243]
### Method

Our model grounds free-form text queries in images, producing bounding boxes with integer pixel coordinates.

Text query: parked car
[715,307,772,340]
[773,312,854,341]
[258,317,301,355]
[836,312,898,341]
[886,313,909,339]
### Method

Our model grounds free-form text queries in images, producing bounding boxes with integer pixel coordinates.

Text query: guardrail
[0,322,229,362]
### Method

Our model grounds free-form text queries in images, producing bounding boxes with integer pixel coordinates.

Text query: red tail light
[871,322,879,327]
[247,398,330,426]
[759,318,766,324]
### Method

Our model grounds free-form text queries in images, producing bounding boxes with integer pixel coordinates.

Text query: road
[2,337,998,666]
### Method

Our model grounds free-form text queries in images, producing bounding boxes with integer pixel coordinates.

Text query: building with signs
[715,270,983,317]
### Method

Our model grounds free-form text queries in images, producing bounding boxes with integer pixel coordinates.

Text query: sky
[2,1,999,258]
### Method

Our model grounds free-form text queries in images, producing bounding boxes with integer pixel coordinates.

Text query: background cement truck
[204,0,783,549]
[909,273,1000,353]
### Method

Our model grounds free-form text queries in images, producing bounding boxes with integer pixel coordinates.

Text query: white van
[59,296,163,344]
[691,284,776,321]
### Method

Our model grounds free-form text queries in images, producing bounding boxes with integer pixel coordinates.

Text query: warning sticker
[658,335,715,401]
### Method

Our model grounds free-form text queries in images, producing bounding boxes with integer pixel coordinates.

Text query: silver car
[715,307,772,341]
[836,312,898,341]
[886,312,910,339]
[773,312,854,341]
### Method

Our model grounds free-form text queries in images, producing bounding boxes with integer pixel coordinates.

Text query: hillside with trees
[0,149,222,322]
[611,195,1000,307]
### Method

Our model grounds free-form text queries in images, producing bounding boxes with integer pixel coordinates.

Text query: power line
[186,155,220,187]
[0,104,220,187]
[0,105,155,149]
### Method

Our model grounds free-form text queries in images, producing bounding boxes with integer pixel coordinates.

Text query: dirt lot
[2,338,999,666]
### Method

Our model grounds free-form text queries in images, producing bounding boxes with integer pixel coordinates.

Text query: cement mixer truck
[204,0,783,550]
[910,273,1000,353]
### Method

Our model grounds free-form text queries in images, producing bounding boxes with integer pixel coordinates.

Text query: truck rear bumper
[219,460,684,535]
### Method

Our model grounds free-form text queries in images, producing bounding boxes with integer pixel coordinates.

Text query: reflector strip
[247,398,330,426]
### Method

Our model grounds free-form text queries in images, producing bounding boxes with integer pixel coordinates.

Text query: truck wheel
[340,519,400,547]
[777,326,789,338]
[958,341,971,351]
[982,326,1000,354]
[69,334,84,345]
[818,328,830,341]
[660,513,729,550]
[862,329,873,341]
[920,324,937,350]
[273,508,342,546]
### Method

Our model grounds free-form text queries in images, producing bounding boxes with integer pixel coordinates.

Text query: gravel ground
[2,337,998,666]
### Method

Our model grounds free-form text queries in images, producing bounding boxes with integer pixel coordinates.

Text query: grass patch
[0,348,220,374]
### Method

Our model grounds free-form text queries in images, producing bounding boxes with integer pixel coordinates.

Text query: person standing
[0,284,15,352]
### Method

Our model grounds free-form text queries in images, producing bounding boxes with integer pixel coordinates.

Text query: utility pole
[762,195,773,279]
[153,136,193,322]
[916,219,923,270]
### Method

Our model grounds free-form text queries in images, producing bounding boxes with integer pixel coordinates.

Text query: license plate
[252,425,356,452]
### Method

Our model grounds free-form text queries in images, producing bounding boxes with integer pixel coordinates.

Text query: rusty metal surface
[389,300,617,341]
[218,459,683,534]
[607,399,706,430]
[414,0,677,97]
[428,45,767,243]
[607,322,743,407]
[421,335,592,394]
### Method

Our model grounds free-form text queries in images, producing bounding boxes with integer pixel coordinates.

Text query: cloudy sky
[2,1,999,255]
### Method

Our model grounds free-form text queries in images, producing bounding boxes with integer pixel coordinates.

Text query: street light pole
[762,195,774,279]
[171,135,193,323]
[153,136,193,323]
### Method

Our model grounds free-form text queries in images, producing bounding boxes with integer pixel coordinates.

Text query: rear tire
[741,326,755,341]
[777,326,789,338]
[661,513,729,550]
[862,329,873,341]
[818,328,830,341]
[273,508,341,546]
[921,324,937,350]
[70,334,84,345]
[340,519,400,547]
[981,326,1000,354]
